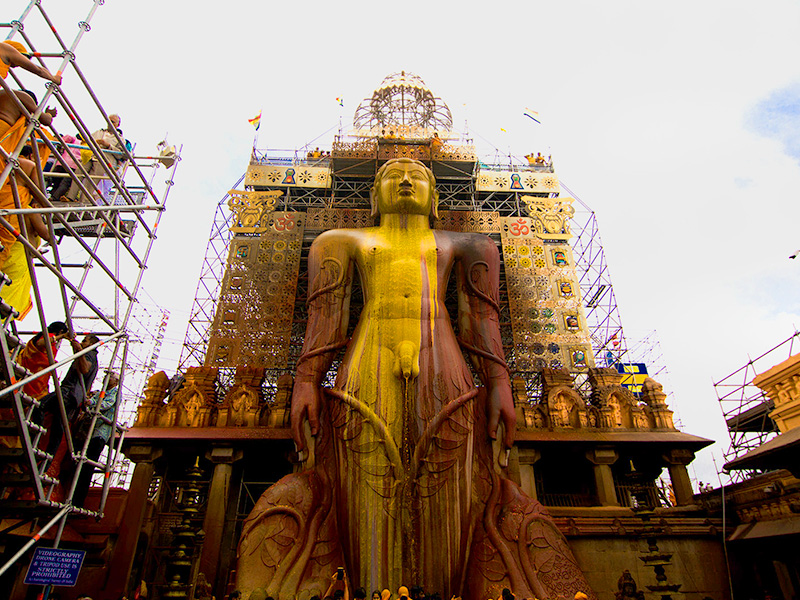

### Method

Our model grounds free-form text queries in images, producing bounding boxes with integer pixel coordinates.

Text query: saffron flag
[248,111,261,131]
[524,108,541,124]
[336,97,344,107]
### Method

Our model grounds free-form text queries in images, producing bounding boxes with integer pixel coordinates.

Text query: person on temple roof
[0,40,61,85]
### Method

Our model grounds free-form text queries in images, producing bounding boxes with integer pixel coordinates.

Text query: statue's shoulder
[311,228,365,247]
[446,230,498,254]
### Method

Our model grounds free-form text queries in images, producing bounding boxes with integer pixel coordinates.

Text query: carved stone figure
[236,159,595,600]
[218,366,264,427]
[614,570,645,600]
[163,367,217,427]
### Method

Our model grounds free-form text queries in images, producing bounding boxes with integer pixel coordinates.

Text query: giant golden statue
[237,159,595,600]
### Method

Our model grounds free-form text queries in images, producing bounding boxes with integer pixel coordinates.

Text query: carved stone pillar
[518,448,542,501]
[199,445,243,590]
[586,447,620,506]
[640,378,676,430]
[512,377,528,428]
[104,445,163,599]
[134,371,170,426]
[662,449,696,506]
[267,373,294,427]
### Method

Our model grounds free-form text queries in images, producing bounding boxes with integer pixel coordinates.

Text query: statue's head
[370,158,439,219]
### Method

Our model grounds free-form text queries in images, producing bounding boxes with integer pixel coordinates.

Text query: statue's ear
[431,189,439,219]
[370,185,379,218]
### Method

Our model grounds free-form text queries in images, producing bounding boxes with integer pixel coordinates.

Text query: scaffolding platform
[715,331,798,481]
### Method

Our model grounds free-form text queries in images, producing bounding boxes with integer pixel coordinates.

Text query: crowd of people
[0,39,132,318]
[524,152,551,167]
[307,147,330,159]
[0,319,123,507]
[222,572,591,600]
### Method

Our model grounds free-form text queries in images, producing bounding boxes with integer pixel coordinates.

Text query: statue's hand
[487,383,516,449]
[290,381,322,454]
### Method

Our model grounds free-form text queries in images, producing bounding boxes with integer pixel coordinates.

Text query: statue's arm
[455,234,516,449]
[291,231,354,453]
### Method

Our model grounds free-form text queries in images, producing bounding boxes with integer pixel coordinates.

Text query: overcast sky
[7,0,800,486]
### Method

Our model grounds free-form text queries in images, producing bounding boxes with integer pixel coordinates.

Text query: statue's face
[375,161,433,216]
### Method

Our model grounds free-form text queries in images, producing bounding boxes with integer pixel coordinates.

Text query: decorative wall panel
[246,164,331,188]
[305,208,374,231]
[476,170,559,193]
[205,212,305,368]
[434,210,500,233]
[500,216,593,372]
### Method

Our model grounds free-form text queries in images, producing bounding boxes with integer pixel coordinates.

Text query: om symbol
[274,213,296,232]
[509,218,530,236]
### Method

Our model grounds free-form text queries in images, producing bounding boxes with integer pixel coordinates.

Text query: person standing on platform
[33,333,100,458]
[0,40,61,84]
[16,321,69,400]
[65,114,126,202]
[0,88,56,163]
[72,370,120,506]
[49,134,82,201]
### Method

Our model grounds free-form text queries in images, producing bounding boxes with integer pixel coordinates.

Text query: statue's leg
[464,392,597,600]
[466,476,598,600]
[236,467,342,600]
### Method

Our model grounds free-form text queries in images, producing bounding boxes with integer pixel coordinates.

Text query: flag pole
[249,109,263,160]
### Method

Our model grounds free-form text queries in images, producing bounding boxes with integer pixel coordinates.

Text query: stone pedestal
[586,447,620,506]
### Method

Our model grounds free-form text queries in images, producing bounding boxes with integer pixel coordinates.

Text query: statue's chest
[356,232,440,274]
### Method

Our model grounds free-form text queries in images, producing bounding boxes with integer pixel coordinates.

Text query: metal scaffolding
[179,136,635,405]
[564,183,631,369]
[715,331,797,482]
[0,0,179,577]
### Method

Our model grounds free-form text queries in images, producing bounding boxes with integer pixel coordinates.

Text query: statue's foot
[236,469,342,600]
[467,478,597,600]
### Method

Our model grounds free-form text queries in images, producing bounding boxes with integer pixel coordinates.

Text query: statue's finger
[502,411,515,448]
[307,399,320,436]
[487,406,500,440]
[290,404,307,451]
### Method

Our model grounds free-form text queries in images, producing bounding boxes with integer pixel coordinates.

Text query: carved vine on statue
[235,159,598,600]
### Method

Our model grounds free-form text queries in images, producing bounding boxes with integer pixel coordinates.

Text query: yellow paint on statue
[339,161,440,585]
